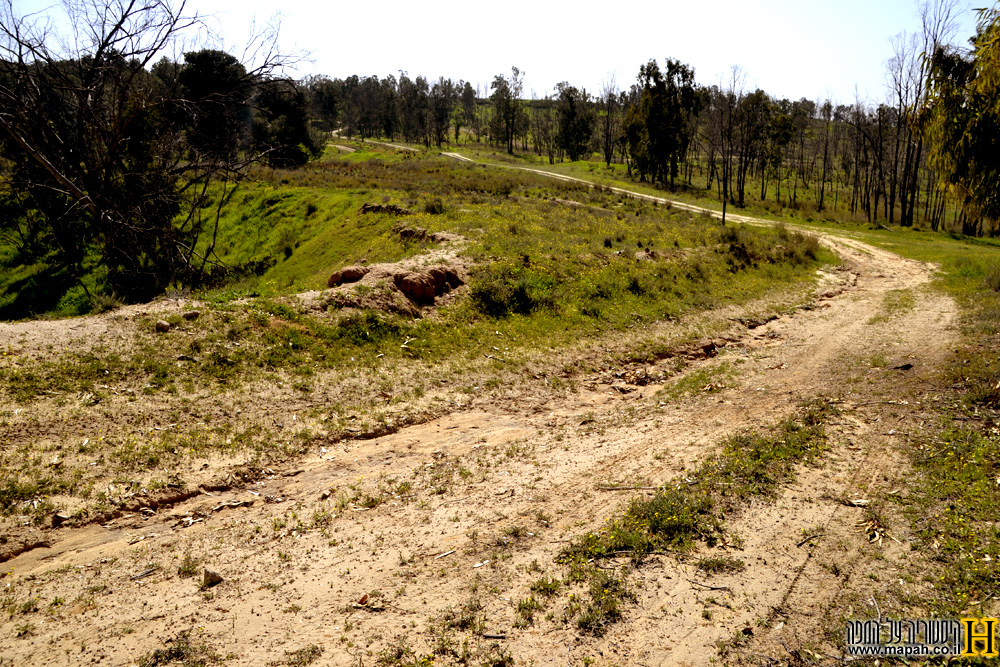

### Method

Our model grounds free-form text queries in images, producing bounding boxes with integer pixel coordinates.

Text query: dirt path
[0,218,956,665]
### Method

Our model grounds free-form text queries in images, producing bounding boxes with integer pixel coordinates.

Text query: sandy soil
[0,225,957,666]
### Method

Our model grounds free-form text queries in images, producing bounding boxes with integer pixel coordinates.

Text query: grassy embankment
[0,142,829,523]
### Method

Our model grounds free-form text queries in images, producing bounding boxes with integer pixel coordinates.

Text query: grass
[137,630,223,667]
[549,401,834,635]
[562,401,833,561]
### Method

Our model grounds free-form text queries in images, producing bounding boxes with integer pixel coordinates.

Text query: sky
[15,0,981,104]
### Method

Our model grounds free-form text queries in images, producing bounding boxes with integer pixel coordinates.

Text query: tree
[924,5,1000,233]
[599,76,620,167]
[555,82,595,161]
[303,74,339,132]
[622,59,699,189]
[428,77,456,147]
[252,79,321,167]
[0,0,300,307]
[178,49,253,160]
[460,81,477,143]
[491,67,526,154]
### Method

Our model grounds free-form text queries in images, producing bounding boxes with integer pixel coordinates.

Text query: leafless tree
[599,75,620,167]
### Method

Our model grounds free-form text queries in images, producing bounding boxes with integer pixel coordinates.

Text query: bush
[467,264,554,318]
[986,264,1000,291]
[423,198,445,215]
[333,310,401,345]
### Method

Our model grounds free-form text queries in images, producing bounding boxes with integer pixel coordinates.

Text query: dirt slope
[0,228,956,665]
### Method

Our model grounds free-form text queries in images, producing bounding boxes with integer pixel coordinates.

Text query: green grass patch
[551,401,834,636]
[562,401,833,562]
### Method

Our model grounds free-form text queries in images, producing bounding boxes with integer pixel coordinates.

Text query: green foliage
[555,83,596,162]
[574,570,633,634]
[908,426,1000,614]
[622,59,700,188]
[0,3,322,308]
[926,8,1000,228]
[467,263,554,317]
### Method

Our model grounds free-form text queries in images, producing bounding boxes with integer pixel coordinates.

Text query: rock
[155,320,171,333]
[51,512,70,528]
[360,203,411,216]
[427,267,450,293]
[395,226,428,242]
[177,355,196,362]
[444,268,463,289]
[327,266,369,288]
[394,272,436,304]
[430,231,461,243]
[202,568,223,588]
[182,310,200,321]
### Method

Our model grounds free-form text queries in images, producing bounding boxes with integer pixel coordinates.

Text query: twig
[482,633,506,640]
[485,354,507,363]
[597,486,660,491]
[130,568,158,580]
[797,533,825,547]
[854,400,909,407]
[686,577,730,591]
[433,550,455,560]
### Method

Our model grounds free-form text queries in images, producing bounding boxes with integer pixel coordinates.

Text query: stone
[51,512,70,528]
[327,266,369,288]
[202,568,223,588]
[154,320,171,333]
[394,272,436,304]
[182,310,200,321]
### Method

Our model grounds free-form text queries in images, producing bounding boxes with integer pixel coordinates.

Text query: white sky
[15,0,981,104]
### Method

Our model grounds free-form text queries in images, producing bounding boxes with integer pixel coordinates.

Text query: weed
[137,630,222,667]
[514,596,543,628]
[575,570,633,635]
[177,553,200,578]
[530,576,562,597]
[440,597,485,634]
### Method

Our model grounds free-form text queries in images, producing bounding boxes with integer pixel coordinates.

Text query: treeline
[304,8,998,237]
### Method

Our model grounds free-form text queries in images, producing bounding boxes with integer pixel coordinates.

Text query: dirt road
[0,207,956,665]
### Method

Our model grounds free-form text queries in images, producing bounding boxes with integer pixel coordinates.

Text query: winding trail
[0,153,958,666]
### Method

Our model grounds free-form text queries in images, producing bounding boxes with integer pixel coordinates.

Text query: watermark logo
[845,618,1000,658]
[962,618,999,658]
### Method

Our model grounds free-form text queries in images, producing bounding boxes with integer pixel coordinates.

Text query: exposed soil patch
[0,232,957,665]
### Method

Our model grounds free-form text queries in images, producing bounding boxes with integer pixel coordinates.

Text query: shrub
[467,264,554,318]
[986,264,1000,291]
[423,198,445,215]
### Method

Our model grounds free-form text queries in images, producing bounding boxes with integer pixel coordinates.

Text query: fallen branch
[686,578,730,591]
[130,568,158,581]
[597,486,660,491]
[797,533,825,547]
